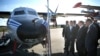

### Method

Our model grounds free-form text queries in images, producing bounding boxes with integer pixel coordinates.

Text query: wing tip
[73,2,82,8]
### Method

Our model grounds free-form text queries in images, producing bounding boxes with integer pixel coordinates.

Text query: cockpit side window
[28,11,37,15]
[14,10,25,15]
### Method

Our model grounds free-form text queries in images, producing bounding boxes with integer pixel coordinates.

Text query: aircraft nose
[17,23,47,42]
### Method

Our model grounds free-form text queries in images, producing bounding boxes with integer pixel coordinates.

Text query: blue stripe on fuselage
[8,19,21,27]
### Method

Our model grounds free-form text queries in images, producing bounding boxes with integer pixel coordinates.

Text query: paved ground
[0,28,100,56]
[29,28,64,53]
[27,28,64,56]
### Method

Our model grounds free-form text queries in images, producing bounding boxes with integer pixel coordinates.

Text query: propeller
[46,5,54,14]
[45,4,59,27]
[46,4,59,16]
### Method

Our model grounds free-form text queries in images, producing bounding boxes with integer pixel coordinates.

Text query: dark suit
[93,22,100,39]
[62,26,77,55]
[75,24,79,32]
[76,26,87,56]
[85,24,98,56]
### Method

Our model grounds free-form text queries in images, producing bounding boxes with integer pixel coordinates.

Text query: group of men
[62,19,100,56]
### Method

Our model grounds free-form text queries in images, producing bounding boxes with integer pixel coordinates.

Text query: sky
[0,0,100,25]
[0,0,100,13]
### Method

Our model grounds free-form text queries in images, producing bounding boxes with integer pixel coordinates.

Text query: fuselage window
[14,10,25,15]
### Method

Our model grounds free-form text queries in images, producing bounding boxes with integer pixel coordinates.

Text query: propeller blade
[55,4,59,13]
[46,5,54,14]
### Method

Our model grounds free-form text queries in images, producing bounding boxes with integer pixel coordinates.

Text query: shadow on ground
[0,47,100,56]
[51,48,100,56]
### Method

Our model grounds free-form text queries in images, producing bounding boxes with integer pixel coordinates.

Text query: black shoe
[70,52,75,56]
[71,52,75,56]
[64,52,69,56]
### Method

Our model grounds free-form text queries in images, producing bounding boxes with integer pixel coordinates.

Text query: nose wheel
[43,36,52,56]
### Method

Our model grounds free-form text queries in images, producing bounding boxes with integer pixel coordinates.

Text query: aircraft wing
[56,13,86,17]
[65,13,86,16]
[80,5,100,10]
[73,2,100,10]
[38,12,65,17]
[56,13,65,17]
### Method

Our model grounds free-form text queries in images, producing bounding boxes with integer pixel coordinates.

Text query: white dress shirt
[69,26,73,31]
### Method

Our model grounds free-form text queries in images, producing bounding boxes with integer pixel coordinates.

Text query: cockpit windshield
[14,10,25,15]
[28,10,38,16]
